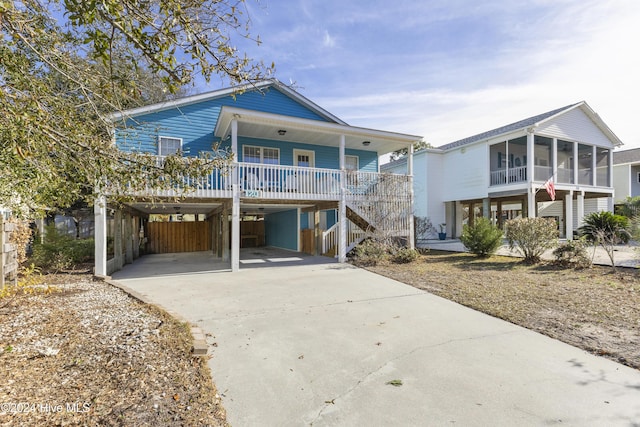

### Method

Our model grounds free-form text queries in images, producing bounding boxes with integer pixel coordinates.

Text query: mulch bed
[0,273,228,426]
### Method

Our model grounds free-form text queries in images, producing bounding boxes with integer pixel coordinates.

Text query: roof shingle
[437,103,581,151]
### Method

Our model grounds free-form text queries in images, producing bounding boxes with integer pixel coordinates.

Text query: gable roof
[109,79,347,125]
[437,101,622,150]
[613,148,640,165]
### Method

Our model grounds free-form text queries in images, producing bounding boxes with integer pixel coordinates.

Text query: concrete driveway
[112,250,640,426]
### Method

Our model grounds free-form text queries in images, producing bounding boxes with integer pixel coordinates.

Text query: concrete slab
[112,250,640,426]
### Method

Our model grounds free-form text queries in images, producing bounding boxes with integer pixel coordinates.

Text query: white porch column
[527,187,536,218]
[483,198,490,219]
[565,191,574,240]
[338,134,347,263]
[576,191,585,228]
[573,140,579,185]
[231,119,240,272]
[552,138,558,180]
[607,196,614,213]
[608,148,614,188]
[527,131,535,182]
[408,144,415,249]
[94,195,107,277]
[222,203,230,262]
[591,146,597,186]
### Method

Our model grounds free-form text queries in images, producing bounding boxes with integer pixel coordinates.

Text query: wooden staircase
[346,205,375,233]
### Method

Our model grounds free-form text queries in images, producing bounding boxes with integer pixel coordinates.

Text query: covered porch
[450,187,614,239]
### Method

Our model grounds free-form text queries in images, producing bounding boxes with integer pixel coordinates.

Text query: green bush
[460,217,503,257]
[30,224,94,271]
[505,217,558,264]
[552,238,591,268]
[579,211,630,244]
[391,247,419,264]
[579,211,630,270]
[351,239,388,266]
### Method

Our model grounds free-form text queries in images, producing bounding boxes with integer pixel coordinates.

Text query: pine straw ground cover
[366,250,640,371]
[0,273,228,427]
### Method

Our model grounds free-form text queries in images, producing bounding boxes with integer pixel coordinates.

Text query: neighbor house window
[158,136,182,156]
[243,145,280,164]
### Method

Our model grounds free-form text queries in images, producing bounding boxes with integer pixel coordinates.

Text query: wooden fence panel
[1,219,18,287]
[147,221,211,254]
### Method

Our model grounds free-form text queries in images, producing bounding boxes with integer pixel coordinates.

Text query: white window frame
[158,136,182,157]
[345,155,359,171]
[243,145,280,164]
[293,149,315,168]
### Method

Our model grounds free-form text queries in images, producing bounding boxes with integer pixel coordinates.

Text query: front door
[293,149,315,168]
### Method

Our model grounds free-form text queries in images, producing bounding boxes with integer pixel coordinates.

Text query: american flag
[544,177,556,201]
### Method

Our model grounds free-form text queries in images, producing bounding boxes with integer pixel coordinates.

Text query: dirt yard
[0,273,228,426]
[366,251,640,370]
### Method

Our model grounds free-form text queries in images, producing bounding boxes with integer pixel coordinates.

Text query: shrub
[579,211,630,244]
[414,216,436,244]
[505,217,558,264]
[391,247,419,264]
[460,217,503,257]
[552,238,591,268]
[579,211,630,270]
[30,224,94,272]
[351,239,388,266]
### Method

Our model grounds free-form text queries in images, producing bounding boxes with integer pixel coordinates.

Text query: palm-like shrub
[579,211,630,244]
[460,218,503,257]
[579,211,630,270]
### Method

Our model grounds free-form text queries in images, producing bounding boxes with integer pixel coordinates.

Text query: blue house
[95,80,421,274]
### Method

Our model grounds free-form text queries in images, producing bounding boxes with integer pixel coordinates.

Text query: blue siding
[239,137,378,171]
[265,209,298,250]
[324,210,337,228]
[300,213,309,229]
[116,86,332,156]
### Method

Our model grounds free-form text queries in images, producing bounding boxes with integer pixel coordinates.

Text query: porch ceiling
[215,106,422,155]
[124,201,313,216]
[125,202,222,215]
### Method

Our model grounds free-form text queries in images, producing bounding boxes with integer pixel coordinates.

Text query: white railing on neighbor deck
[490,166,527,186]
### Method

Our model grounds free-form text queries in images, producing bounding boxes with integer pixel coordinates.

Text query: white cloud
[322,30,336,48]
[217,1,640,149]
[307,0,640,148]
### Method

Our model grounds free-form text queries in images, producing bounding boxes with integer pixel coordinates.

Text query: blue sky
[202,0,640,149]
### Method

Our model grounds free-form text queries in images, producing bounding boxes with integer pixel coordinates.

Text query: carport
[94,198,335,276]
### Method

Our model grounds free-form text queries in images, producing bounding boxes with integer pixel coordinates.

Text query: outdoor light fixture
[278,129,287,136]
[362,140,371,146]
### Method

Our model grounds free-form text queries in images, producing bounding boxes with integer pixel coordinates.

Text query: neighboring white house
[383,101,622,240]
[612,148,640,205]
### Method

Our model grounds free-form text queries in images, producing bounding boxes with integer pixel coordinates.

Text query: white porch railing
[490,166,527,186]
[238,163,341,200]
[321,220,366,255]
[128,158,412,204]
